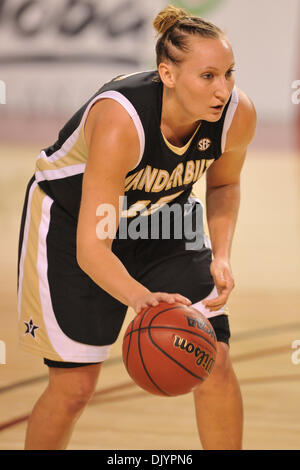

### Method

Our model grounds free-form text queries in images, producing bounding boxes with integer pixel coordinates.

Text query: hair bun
[153,5,188,36]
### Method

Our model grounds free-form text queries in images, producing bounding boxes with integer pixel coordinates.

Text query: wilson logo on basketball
[173,335,215,373]
[185,315,216,341]
[197,138,211,151]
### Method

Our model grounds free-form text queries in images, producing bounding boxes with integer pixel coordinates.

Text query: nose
[214,77,232,103]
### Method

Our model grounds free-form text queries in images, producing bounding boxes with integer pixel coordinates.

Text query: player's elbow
[76,233,112,273]
[206,180,240,192]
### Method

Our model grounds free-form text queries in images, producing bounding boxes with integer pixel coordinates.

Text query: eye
[202,73,214,80]
[226,69,236,78]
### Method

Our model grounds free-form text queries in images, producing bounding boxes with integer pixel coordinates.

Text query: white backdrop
[206,0,300,124]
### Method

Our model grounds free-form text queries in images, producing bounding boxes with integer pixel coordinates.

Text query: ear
[158,62,176,88]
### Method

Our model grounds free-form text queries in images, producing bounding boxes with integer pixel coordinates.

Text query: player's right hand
[131,292,192,315]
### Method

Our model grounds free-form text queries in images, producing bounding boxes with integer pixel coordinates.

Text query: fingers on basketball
[155,292,191,306]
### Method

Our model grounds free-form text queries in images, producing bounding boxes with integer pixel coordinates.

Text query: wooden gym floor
[0,143,299,450]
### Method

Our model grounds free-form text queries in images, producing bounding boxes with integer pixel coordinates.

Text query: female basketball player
[18,5,256,450]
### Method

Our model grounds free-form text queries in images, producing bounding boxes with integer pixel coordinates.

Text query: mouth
[210,105,224,112]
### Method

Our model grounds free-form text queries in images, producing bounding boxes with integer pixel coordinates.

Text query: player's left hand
[202,257,235,312]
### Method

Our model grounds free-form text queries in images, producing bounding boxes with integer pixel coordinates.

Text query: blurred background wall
[0,0,299,147]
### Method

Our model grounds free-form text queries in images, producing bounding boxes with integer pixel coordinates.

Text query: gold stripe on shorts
[18,182,63,361]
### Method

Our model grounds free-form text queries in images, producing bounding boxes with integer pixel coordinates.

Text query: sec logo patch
[197,138,211,151]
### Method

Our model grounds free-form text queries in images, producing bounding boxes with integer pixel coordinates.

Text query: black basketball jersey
[34,70,238,234]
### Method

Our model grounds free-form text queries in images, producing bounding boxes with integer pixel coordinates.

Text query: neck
[160,86,201,147]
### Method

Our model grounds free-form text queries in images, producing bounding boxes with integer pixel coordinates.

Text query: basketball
[122,302,217,397]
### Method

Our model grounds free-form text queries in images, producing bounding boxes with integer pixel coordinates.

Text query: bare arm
[202,89,257,311]
[77,99,191,313]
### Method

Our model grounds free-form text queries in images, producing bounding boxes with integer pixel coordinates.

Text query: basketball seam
[148,308,217,350]
[125,319,135,370]
[147,328,205,381]
[147,307,216,343]
[124,308,147,371]
[124,326,217,351]
[146,308,214,381]
[137,309,170,397]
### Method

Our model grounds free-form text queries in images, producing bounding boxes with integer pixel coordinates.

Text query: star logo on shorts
[24,318,39,339]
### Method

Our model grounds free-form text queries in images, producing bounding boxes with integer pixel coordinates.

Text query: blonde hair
[153,5,187,36]
[153,4,224,66]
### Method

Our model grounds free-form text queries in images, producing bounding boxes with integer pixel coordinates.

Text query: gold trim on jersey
[113,71,146,82]
[161,122,201,156]
[35,126,88,174]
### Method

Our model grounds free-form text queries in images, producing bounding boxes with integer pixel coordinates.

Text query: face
[160,36,236,122]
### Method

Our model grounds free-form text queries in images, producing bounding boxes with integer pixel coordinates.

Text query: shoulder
[225,87,257,152]
[85,97,140,154]
[84,98,141,175]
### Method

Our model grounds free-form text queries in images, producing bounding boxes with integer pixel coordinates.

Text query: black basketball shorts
[18,179,230,366]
